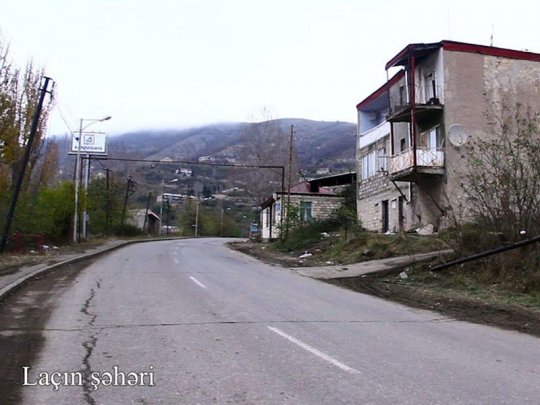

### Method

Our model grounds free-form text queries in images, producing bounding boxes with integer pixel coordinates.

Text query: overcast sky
[2,0,540,135]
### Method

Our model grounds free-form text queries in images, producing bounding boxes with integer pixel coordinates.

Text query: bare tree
[235,108,298,204]
[462,103,540,241]
[0,36,51,192]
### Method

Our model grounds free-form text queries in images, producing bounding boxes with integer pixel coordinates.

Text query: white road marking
[189,276,207,289]
[174,258,179,264]
[267,326,361,375]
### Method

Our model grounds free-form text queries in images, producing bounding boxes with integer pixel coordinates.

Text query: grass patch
[272,220,449,265]
[398,257,540,310]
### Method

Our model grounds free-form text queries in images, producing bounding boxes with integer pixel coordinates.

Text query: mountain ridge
[107,118,356,173]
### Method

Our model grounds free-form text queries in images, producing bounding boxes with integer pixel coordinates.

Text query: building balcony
[389,147,445,182]
[387,84,444,124]
[359,121,390,149]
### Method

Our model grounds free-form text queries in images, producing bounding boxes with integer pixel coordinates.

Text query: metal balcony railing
[389,147,445,174]
[388,84,443,117]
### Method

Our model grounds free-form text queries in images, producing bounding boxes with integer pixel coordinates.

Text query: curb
[0,237,183,303]
[295,249,453,280]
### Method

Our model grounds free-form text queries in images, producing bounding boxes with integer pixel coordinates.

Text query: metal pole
[194,199,199,237]
[159,181,164,235]
[220,206,224,237]
[286,125,295,239]
[166,200,170,235]
[105,169,111,234]
[72,116,111,243]
[73,119,83,243]
[82,155,91,239]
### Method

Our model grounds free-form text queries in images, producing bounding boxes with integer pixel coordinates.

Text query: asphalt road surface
[1,238,539,404]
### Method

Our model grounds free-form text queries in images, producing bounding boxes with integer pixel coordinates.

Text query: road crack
[79,280,102,405]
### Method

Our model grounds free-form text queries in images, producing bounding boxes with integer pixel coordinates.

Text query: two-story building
[356,40,540,233]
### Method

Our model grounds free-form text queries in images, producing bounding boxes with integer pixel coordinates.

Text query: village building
[356,40,540,233]
[260,172,355,241]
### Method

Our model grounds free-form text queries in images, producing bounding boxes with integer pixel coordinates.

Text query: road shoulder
[228,241,540,338]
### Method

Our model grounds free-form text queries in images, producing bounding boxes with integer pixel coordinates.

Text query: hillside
[105,118,356,173]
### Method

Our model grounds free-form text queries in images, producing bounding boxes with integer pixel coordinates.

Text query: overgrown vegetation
[175,202,241,237]
[437,103,540,295]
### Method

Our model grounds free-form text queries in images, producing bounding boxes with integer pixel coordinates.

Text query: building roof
[260,196,275,210]
[385,40,540,70]
[308,171,356,191]
[260,172,355,207]
[295,182,334,194]
[356,70,405,111]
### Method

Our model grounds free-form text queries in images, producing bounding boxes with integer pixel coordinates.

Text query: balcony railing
[388,84,443,121]
[389,147,445,174]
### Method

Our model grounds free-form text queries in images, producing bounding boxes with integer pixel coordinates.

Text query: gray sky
[2,0,539,135]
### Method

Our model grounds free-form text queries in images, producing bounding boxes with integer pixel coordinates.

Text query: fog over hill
[54,118,357,183]
[107,118,356,173]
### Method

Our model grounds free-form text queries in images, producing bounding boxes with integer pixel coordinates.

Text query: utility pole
[143,192,152,234]
[159,180,164,236]
[166,200,170,235]
[120,176,134,234]
[285,124,295,239]
[105,169,111,234]
[0,76,54,254]
[220,203,224,237]
[194,198,200,237]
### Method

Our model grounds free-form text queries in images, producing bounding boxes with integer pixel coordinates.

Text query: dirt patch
[325,275,540,338]
[229,241,540,338]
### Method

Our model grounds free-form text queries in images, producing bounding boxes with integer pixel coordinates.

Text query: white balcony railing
[389,147,444,174]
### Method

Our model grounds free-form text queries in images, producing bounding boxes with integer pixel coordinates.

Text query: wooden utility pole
[120,176,134,234]
[0,77,54,253]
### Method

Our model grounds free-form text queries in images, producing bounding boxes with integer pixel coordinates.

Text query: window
[361,149,378,180]
[399,85,406,105]
[379,147,387,172]
[420,126,444,149]
[300,201,313,223]
[424,71,437,101]
[399,138,407,152]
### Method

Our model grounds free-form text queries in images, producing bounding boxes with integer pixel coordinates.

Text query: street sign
[70,131,107,155]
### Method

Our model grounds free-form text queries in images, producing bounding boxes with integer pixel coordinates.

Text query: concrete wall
[357,134,412,232]
[285,194,343,220]
[261,195,343,240]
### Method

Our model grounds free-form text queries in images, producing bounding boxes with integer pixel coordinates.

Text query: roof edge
[356,70,405,110]
[385,40,540,70]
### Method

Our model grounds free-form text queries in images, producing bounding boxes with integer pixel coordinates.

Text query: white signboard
[71,131,108,155]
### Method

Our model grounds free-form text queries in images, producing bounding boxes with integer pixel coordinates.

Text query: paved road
[1,238,539,404]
